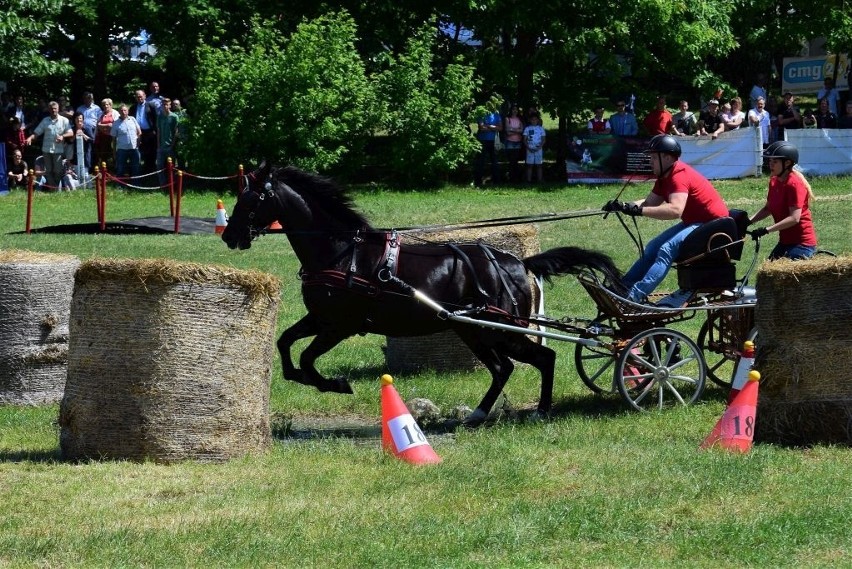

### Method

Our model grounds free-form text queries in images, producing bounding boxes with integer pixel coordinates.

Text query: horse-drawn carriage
[222,163,759,423]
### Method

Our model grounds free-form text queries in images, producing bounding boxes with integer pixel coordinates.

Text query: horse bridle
[242,178,283,240]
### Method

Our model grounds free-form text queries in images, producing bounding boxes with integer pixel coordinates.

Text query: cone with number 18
[380,374,442,465]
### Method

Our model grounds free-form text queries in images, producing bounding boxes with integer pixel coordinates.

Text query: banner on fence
[786,129,852,177]
[782,54,849,94]
[566,127,762,184]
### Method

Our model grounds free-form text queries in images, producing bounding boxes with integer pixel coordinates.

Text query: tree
[0,0,71,82]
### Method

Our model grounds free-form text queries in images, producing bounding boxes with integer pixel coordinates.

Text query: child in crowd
[523,113,546,183]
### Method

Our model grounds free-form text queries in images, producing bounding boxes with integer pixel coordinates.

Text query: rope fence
[25,160,246,235]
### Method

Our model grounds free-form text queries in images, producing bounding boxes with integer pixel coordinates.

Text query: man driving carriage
[603,134,729,307]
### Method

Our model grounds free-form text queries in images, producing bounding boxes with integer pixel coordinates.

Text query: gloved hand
[620,202,643,217]
[602,200,622,212]
[749,227,769,240]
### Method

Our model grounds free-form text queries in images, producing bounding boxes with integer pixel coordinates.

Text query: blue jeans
[115,148,140,178]
[769,243,816,260]
[622,222,700,301]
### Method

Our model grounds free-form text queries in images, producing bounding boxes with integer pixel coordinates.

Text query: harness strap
[446,243,490,302]
[346,230,363,288]
[478,242,519,314]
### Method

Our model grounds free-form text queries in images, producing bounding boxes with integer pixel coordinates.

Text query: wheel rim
[698,312,757,388]
[616,328,706,411]
[575,342,617,394]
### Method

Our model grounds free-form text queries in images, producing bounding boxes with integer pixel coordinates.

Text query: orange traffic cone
[728,340,756,404]
[380,374,442,465]
[700,370,760,453]
[214,199,228,234]
[268,220,283,231]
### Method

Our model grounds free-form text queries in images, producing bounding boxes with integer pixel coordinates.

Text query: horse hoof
[526,410,549,424]
[462,408,488,427]
[316,377,353,394]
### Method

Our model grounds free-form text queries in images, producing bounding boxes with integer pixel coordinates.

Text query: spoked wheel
[615,328,706,411]
[575,342,618,394]
[697,311,757,388]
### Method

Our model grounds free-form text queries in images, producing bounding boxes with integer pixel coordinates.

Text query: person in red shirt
[748,141,817,260]
[643,95,674,135]
[603,134,728,306]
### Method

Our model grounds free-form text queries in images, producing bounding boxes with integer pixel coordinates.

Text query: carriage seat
[674,209,748,291]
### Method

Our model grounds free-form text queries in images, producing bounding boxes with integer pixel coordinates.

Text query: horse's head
[222,161,282,250]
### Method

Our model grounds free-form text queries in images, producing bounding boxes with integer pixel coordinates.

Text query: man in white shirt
[25,101,71,189]
[748,96,771,147]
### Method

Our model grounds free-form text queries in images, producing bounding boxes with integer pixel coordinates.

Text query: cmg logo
[783,61,825,83]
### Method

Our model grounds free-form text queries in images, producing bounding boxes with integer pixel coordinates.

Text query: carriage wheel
[574,342,618,394]
[615,328,706,412]
[698,314,758,388]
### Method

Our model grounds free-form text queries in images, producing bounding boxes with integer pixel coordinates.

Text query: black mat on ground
[18,216,217,235]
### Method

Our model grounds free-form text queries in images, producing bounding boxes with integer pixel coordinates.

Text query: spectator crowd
[472,75,852,186]
[4,81,189,191]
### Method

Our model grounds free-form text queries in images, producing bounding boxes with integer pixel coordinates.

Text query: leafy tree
[189,12,377,175]
[375,27,479,185]
[0,0,71,81]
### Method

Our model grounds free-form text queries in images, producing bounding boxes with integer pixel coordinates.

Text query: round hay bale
[59,258,281,463]
[753,255,852,445]
[0,250,80,405]
[385,224,540,373]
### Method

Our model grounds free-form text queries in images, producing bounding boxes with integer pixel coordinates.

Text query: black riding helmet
[644,134,682,158]
[645,134,681,176]
[762,140,798,164]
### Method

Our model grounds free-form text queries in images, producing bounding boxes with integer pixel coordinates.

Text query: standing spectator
[171,99,188,167]
[523,112,546,183]
[57,96,74,122]
[816,77,840,116]
[609,100,638,136]
[7,96,28,132]
[748,96,771,147]
[6,149,28,188]
[813,98,837,129]
[697,99,725,139]
[587,106,611,134]
[838,100,852,129]
[748,141,817,260]
[502,104,524,183]
[722,97,745,131]
[156,98,179,186]
[749,73,768,110]
[472,102,502,187]
[75,92,102,172]
[5,117,26,167]
[24,101,71,190]
[110,104,142,178]
[670,100,697,137]
[95,98,120,168]
[643,95,674,136]
[147,81,163,114]
[776,91,802,139]
[130,89,157,174]
[69,113,93,172]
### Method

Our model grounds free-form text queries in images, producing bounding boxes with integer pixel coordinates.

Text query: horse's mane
[273,166,372,230]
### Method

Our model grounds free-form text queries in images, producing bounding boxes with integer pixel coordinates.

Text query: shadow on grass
[0,449,61,463]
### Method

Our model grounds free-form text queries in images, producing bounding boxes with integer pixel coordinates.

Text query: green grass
[1,178,851,567]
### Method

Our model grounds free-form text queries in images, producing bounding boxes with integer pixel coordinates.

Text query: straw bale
[0,250,80,405]
[753,255,852,445]
[385,224,540,373]
[60,258,281,463]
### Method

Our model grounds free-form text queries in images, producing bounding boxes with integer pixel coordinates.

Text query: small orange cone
[728,340,755,403]
[700,370,760,453]
[268,220,283,231]
[380,374,442,465]
[214,199,228,234]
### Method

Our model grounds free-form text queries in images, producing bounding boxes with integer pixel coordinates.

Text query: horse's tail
[523,246,621,284]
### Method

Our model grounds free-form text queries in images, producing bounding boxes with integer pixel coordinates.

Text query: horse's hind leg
[277,314,318,382]
[457,333,514,426]
[503,337,556,416]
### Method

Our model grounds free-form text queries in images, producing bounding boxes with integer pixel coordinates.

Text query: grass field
[1,175,851,567]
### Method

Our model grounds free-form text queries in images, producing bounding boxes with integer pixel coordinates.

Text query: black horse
[223,163,620,424]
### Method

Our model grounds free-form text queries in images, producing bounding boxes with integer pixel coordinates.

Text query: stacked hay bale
[754,256,852,445]
[385,224,540,372]
[60,259,281,463]
[0,250,80,405]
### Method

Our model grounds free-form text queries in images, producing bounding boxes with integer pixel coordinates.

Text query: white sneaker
[656,289,693,308]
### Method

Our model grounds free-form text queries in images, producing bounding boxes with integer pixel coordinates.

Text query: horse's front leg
[277,314,319,383]
[298,331,354,394]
